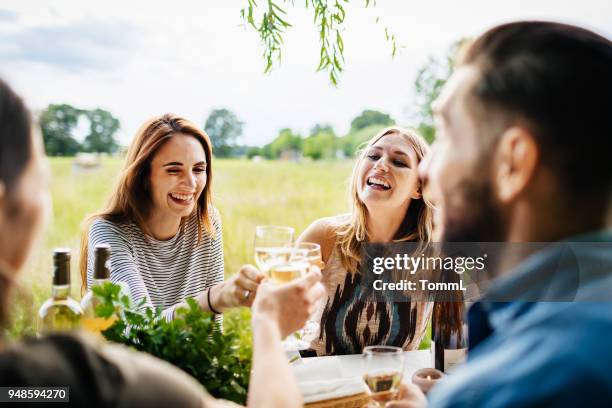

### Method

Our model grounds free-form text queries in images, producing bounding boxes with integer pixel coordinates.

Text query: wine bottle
[37,248,82,335]
[431,271,467,374]
[81,244,117,334]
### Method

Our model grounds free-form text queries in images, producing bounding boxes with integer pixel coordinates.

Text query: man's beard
[441,177,506,244]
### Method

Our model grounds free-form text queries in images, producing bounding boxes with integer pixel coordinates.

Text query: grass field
[9,156,430,349]
[9,157,355,337]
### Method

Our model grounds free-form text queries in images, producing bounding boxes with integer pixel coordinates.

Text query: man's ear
[494,127,539,203]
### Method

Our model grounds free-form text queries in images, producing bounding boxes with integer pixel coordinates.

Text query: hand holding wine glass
[292,242,324,345]
[214,265,265,308]
[251,267,325,338]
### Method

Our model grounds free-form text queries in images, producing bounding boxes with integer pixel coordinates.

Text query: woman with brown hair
[0,77,324,407]
[299,126,433,355]
[80,114,260,320]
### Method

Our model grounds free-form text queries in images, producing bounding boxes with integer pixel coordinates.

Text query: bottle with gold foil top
[81,244,117,334]
[37,249,82,335]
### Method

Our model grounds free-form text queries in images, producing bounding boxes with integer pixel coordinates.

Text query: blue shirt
[429,231,612,407]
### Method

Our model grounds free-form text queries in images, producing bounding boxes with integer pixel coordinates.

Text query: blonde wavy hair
[334,126,433,273]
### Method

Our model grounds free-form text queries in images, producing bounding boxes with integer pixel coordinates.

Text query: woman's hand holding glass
[215,265,266,309]
[202,225,294,313]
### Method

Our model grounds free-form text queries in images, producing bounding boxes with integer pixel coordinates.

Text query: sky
[1,0,611,146]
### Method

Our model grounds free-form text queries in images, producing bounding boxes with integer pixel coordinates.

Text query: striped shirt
[87,208,224,321]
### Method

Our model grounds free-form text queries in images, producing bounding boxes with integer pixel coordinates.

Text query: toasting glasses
[254,226,313,350]
[291,242,323,347]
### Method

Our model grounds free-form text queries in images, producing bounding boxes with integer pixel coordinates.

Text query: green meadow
[9,157,354,337]
[9,156,430,349]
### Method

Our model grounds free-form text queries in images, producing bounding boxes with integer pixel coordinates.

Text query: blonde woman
[298,127,433,356]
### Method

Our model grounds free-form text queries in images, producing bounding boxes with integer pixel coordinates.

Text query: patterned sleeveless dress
[308,246,431,356]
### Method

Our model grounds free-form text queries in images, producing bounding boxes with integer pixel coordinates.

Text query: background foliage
[204,108,245,158]
[411,40,465,143]
[240,0,400,85]
[39,104,120,156]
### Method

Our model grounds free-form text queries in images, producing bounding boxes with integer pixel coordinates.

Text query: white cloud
[0,18,141,72]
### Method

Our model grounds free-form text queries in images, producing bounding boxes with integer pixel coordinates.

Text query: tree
[246,146,262,159]
[241,1,401,85]
[303,129,337,160]
[350,109,393,132]
[267,128,303,159]
[83,108,120,153]
[39,104,82,156]
[339,124,380,157]
[309,123,335,137]
[204,109,244,158]
[412,40,466,143]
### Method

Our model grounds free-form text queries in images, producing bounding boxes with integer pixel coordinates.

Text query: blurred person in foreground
[0,79,324,407]
[389,21,612,408]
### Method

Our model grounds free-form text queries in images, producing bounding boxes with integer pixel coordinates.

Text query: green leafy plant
[92,283,252,404]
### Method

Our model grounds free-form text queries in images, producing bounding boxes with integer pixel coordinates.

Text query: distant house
[279,149,302,162]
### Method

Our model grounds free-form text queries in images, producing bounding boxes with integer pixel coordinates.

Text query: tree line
[38,104,399,160]
[245,109,395,160]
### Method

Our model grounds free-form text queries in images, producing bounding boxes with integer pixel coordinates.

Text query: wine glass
[254,226,312,350]
[263,247,311,351]
[362,346,405,407]
[254,226,295,274]
[293,242,323,347]
[294,242,324,269]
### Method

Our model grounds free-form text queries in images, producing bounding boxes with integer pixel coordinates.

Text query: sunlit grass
[9,157,353,337]
[9,156,430,350]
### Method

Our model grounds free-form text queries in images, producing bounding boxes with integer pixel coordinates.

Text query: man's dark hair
[0,78,32,194]
[458,21,612,206]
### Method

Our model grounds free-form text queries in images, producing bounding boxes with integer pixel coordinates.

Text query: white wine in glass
[268,254,311,351]
[254,226,295,273]
[268,259,310,284]
[254,247,292,274]
[293,242,323,348]
[362,346,405,407]
[294,242,323,269]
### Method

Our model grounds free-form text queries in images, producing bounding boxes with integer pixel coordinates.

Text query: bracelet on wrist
[207,286,222,315]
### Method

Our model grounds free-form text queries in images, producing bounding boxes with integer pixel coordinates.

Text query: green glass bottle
[81,244,117,334]
[37,248,82,335]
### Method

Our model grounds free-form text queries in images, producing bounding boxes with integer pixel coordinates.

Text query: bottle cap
[53,248,71,285]
[94,244,111,280]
